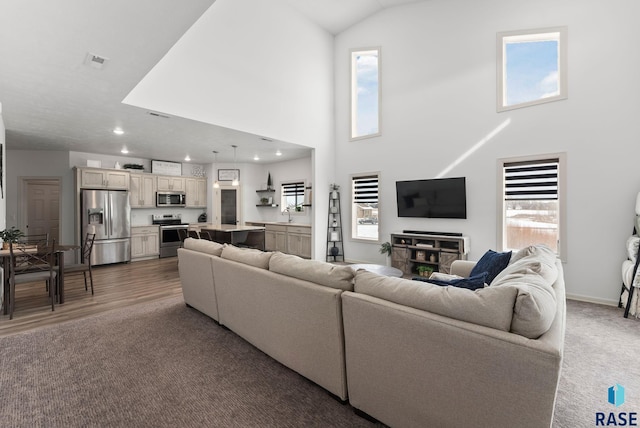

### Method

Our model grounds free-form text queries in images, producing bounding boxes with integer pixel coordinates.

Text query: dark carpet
[0,297,638,427]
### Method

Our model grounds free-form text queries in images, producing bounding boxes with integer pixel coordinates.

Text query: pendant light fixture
[231,145,240,186]
[212,150,220,188]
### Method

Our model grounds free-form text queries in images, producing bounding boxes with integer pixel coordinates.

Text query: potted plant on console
[417,265,433,278]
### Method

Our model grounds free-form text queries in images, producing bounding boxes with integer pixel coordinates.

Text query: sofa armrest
[450,260,476,277]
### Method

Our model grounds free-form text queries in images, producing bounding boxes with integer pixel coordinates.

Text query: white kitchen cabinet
[156,176,185,192]
[131,226,160,261]
[185,177,207,208]
[130,173,156,208]
[78,167,130,190]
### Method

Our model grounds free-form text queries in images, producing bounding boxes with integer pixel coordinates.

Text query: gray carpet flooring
[0,296,638,427]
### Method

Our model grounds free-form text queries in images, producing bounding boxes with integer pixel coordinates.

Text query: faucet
[283,207,293,223]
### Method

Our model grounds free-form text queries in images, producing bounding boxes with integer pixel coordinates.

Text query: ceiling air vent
[147,111,170,119]
[85,52,109,70]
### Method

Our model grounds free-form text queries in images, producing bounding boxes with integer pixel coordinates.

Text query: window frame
[350,172,380,243]
[280,180,306,215]
[496,153,567,262]
[350,47,381,141]
[496,26,568,112]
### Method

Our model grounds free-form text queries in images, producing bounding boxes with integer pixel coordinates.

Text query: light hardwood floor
[0,257,183,337]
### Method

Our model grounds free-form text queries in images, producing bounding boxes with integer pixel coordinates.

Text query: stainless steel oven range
[152,214,189,258]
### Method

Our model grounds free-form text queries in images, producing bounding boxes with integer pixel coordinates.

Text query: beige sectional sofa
[178,239,566,428]
[178,238,354,401]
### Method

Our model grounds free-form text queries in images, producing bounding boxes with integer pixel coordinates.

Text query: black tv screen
[396,177,467,219]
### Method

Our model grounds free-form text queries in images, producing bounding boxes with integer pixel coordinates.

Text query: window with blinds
[500,156,563,256]
[281,181,305,213]
[351,174,379,241]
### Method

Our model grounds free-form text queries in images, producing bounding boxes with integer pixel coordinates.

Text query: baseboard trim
[566,293,619,307]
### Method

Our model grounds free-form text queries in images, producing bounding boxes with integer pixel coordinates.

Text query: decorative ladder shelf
[326,190,344,262]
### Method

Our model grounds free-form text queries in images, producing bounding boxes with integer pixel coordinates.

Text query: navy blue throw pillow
[413,272,488,290]
[469,250,512,284]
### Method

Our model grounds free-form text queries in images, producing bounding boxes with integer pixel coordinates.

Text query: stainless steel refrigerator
[81,189,131,265]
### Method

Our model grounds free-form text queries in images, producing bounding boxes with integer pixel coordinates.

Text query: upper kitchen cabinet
[185,177,207,208]
[77,167,130,190]
[156,175,185,192]
[130,173,156,208]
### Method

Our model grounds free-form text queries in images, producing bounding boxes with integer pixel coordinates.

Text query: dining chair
[199,230,213,241]
[188,230,200,239]
[58,233,96,295]
[178,228,188,247]
[8,239,57,320]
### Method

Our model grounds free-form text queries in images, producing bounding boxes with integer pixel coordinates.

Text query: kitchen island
[190,224,266,250]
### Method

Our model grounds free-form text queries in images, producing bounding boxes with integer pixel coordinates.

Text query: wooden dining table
[0,244,80,315]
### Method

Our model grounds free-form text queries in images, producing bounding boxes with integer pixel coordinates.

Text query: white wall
[0,102,5,232]
[6,150,74,245]
[334,0,640,304]
[242,157,313,225]
[123,0,335,259]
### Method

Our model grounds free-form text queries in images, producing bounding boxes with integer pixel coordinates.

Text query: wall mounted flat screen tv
[396,177,467,219]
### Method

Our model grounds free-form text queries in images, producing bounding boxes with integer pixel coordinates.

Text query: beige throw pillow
[269,252,354,291]
[184,237,224,256]
[221,245,272,269]
[354,271,516,332]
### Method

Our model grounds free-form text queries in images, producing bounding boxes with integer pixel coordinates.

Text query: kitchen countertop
[246,221,311,228]
[195,224,266,232]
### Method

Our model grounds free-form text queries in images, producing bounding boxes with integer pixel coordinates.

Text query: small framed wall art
[218,169,240,182]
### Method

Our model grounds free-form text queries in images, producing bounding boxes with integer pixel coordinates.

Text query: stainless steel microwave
[156,192,186,207]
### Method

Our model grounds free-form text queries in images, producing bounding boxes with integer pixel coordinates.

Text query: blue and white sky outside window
[351,48,380,140]
[497,27,567,112]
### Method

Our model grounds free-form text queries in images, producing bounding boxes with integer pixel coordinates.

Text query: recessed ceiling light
[121,148,129,154]
[184,155,191,162]
[253,155,260,161]
[113,128,124,135]
[275,150,282,156]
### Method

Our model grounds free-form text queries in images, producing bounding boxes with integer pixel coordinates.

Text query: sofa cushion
[221,245,272,269]
[183,237,224,256]
[355,270,516,331]
[490,245,558,339]
[470,250,512,284]
[269,252,354,291]
[413,272,488,290]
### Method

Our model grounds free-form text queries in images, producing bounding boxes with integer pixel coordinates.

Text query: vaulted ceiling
[0,0,421,163]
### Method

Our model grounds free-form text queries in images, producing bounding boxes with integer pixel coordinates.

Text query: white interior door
[25,179,61,242]
[214,185,242,225]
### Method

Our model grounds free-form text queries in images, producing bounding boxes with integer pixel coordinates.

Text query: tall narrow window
[351,48,380,140]
[498,154,566,260]
[351,173,379,241]
[497,27,567,112]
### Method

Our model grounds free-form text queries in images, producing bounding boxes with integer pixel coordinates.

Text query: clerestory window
[497,27,567,112]
[350,48,380,140]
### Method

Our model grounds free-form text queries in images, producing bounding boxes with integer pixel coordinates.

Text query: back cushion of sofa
[221,245,272,269]
[184,237,224,256]
[269,252,354,291]
[490,245,558,339]
[354,271,516,331]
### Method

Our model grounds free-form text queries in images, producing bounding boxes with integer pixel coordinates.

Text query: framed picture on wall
[218,169,240,182]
